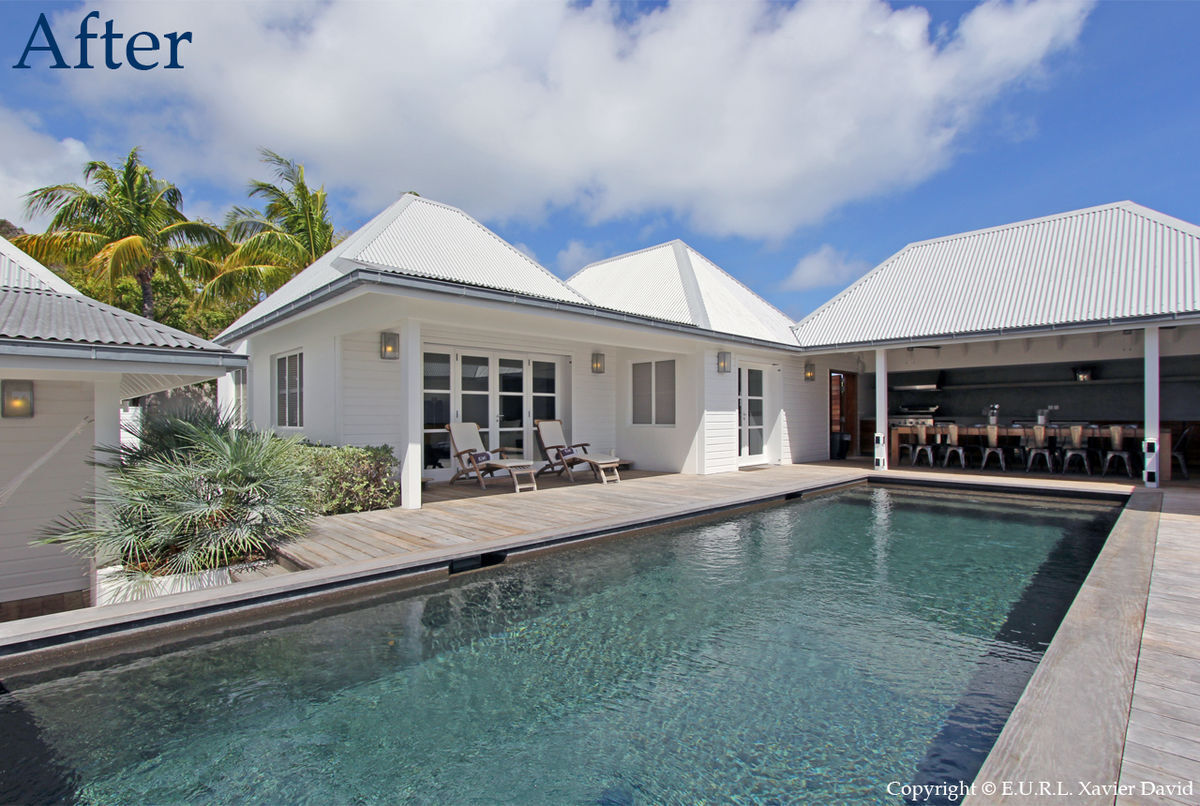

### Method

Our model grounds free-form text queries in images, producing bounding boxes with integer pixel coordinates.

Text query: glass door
[421,349,562,473]
[739,365,766,464]
[496,356,525,455]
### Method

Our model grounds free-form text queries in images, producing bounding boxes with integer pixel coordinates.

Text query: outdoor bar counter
[888,424,1173,480]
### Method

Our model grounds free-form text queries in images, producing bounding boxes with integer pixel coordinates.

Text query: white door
[421,350,561,476]
[739,365,767,465]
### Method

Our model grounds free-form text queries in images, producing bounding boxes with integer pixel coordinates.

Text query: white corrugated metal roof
[792,201,1200,349]
[223,195,589,337]
[569,241,797,344]
[0,236,80,294]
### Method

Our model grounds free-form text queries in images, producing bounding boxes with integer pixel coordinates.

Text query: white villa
[217,196,1200,509]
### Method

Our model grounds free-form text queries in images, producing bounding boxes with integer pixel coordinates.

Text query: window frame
[631,358,676,426]
[274,351,304,428]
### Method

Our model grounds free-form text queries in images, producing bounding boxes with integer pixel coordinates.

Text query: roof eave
[215,268,804,352]
[793,311,1200,353]
[0,339,248,368]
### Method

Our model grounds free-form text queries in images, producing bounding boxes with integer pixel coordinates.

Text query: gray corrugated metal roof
[0,287,233,353]
[792,201,1200,349]
[0,236,81,294]
[222,194,590,338]
[570,240,798,344]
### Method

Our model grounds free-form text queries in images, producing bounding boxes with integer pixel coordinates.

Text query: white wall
[781,355,838,462]
[341,331,404,447]
[701,349,738,474]
[613,348,704,473]
[0,380,93,604]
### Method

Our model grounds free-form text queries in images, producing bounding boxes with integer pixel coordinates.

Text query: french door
[422,349,560,474]
[739,364,767,464]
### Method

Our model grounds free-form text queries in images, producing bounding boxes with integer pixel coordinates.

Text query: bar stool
[941,424,968,468]
[1026,425,1057,472]
[910,424,937,467]
[1102,425,1134,478]
[1061,425,1091,475]
[979,424,1006,471]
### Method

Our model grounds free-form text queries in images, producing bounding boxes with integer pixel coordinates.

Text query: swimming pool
[1,486,1121,804]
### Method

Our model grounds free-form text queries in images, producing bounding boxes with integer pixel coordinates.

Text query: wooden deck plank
[1116,487,1200,806]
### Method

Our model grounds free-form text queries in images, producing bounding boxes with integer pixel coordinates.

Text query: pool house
[217,198,1200,503]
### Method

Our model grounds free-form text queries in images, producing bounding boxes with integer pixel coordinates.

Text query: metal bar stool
[1102,425,1134,478]
[941,424,968,468]
[1061,425,1091,475]
[911,424,937,467]
[979,424,1006,471]
[1026,425,1057,472]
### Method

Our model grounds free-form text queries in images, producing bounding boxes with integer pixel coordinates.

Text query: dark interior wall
[887,357,1199,423]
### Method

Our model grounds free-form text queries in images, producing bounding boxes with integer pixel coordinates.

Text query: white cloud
[4,0,1092,239]
[783,244,870,291]
[0,108,90,230]
[555,239,607,275]
[513,242,539,262]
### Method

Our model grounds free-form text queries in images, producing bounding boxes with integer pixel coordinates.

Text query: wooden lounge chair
[534,419,621,484]
[446,422,537,492]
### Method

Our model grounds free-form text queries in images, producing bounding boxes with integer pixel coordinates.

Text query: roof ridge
[681,243,795,325]
[671,241,711,330]
[401,196,589,301]
[567,240,678,281]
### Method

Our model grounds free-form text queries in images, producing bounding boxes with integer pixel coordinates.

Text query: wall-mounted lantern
[1073,366,1094,382]
[380,331,400,360]
[591,352,606,374]
[716,351,732,374]
[803,362,816,382]
[2,380,34,418]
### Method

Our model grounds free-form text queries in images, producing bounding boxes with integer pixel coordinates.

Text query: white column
[1144,325,1160,488]
[93,379,122,605]
[399,320,423,509]
[874,349,888,470]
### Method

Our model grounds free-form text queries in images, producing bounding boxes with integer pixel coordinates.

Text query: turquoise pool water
[1,486,1120,804]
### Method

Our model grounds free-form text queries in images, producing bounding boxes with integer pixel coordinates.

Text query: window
[632,359,675,425]
[231,368,247,426]
[275,352,303,427]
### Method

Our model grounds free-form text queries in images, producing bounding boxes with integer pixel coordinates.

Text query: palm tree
[14,148,225,321]
[199,149,336,306]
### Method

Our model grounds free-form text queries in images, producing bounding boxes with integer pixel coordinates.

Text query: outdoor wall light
[380,331,399,360]
[591,352,605,374]
[716,351,732,374]
[2,380,34,418]
[1073,366,1094,382]
[803,362,816,382]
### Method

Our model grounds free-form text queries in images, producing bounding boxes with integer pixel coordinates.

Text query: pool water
[1,486,1120,805]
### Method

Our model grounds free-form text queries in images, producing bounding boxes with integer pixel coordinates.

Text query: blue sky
[2,0,1198,320]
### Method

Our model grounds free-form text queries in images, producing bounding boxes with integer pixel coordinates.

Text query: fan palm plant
[14,148,227,321]
[39,420,316,584]
[198,149,336,307]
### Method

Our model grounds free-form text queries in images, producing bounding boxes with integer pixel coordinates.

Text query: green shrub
[39,421,316,583]
[302,444,401,515]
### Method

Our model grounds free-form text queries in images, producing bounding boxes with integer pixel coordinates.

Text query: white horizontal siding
[0,380,94,602]
[702,350,738,474]
[340,333,404,447]
[781,357,830,462]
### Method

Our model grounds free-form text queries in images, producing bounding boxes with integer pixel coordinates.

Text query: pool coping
[965,488,1161,805]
